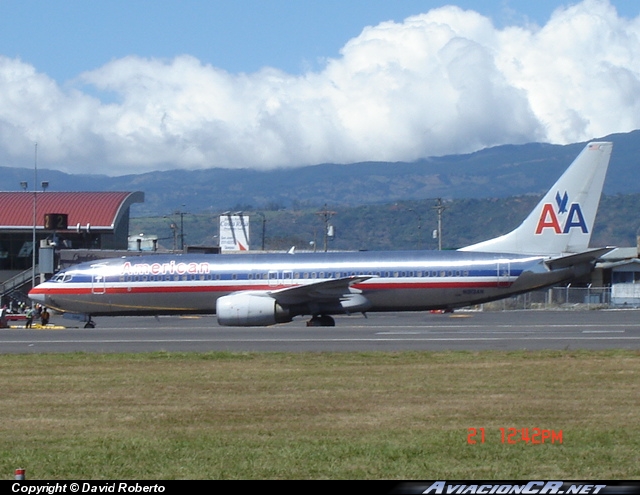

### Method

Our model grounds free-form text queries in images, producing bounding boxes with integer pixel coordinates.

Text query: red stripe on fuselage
[30,279,512,297]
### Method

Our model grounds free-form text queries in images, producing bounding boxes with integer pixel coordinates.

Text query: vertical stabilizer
[459,142,612,255]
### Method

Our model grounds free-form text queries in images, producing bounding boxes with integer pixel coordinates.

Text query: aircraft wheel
[306,315,335,327]
[320,315,335,326]
[84,321,95,329]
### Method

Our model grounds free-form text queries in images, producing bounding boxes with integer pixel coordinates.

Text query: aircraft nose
[28,289,46,304]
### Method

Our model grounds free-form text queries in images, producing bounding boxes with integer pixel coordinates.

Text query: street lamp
[20,178,51,291]
[21,143,53,294]
[20,171,37,291]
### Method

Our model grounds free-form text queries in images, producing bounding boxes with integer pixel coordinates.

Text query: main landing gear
[84,317,96,328]
[306,315,335,327]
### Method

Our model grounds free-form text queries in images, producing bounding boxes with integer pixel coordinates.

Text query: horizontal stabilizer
[544,247,615,271]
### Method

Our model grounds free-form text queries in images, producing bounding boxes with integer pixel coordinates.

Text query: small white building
[596,246,640,307]
[128,234,158,252]
[610,259,640,307]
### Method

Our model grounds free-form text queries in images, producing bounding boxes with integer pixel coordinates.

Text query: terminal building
[0,191,144,307]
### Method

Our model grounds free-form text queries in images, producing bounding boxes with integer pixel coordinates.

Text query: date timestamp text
[467,427,563,444]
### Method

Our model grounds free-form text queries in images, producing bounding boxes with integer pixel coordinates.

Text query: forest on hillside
[130,193,640,252]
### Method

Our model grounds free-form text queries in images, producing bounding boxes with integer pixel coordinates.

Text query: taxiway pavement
[1,309,639,353]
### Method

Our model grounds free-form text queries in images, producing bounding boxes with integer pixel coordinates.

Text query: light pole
[21,144,39,292]
[33,145,38,289]
[20,177,50,291]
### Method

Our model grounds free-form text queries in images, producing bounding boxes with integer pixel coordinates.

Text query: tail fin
[459,141,612,256]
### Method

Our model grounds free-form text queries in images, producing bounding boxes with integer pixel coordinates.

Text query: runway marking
[581,330,626,333]
[378,328,631,335]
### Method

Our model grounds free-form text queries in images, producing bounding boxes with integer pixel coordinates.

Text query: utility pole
[173,206,188,251]
[254,212,266,250]
[315,204,336,252]
[432,198,447,251]
[407,208,422,249]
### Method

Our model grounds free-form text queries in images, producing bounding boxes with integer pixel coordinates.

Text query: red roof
[0,191,144,231]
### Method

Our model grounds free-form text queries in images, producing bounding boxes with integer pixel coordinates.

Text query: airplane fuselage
[30,249,575,319]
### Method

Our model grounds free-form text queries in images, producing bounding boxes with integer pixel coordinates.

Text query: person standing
[25,307,34,328]
[40,307,50,327]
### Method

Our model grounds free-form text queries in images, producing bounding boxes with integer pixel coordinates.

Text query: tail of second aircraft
[460,141,613,256]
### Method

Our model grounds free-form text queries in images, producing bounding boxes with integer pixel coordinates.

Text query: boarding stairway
[0,266,39,308]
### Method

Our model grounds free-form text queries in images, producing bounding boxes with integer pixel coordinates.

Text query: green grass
[1,350,638,479]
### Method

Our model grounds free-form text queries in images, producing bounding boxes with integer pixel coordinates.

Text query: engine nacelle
[216,293,293,326]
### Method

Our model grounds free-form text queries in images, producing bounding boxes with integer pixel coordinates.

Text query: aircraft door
[91,264,107,294]
[497,261,510,287]
[91,273,106,294]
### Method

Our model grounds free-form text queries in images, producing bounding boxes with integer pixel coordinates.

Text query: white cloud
[0,0,639,175]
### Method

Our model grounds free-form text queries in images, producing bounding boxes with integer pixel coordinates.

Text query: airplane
[29,141,613,328]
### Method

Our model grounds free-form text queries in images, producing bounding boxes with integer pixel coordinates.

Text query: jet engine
[216,293,293,326]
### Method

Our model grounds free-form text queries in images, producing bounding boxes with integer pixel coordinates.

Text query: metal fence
[479,286,614,311]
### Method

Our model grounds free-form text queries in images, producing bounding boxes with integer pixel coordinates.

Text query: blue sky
[4,0,637,81]
[0,0,639,175]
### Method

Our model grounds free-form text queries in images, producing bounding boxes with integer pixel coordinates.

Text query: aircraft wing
[267,275,374,305]
[544,247,615,270]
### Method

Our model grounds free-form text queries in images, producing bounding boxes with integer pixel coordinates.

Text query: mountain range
[2,130,639,218]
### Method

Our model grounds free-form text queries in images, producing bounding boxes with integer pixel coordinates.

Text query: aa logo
[535,191,588,234]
